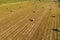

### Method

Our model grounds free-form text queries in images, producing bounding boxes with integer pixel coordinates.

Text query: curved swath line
[12,12,44,39]
[10,23,34,40]
[43,10,53,40]
[49,13,56,40]
[25,8,51,40]
[6,6,47,39]
[56,13,60,39]
[0,2,50,39]
[2,19,34,39]
[0,21,29,39]
[41,6,53,40]
[20,7,48,36]
[41,15,51,40]
[0,14,28,31]
[36,16,50,40]
[50,16,55,40]
[0,2,52,39]
[25,23,39,40]
[0,6,45,39]
[0,5,45,39]
[0,18,23,33]
[44,5,52,40]
[41,17,50,40]
[49,6,57,40]
[49,16,54,40]
[1,16,34,39]
[0,24,11,33]
[39,12,50,40]
[10,8,46,39]
[14,22,33,35]
[0,14,32,39]
[45,18,52,40]
[26,6,50,39]
[34,6,50,39]
[11,23,34,40]
[2,22,29,40]
[0,14,31,37]
[53,3,60,40]
[28,8,50,40]
[46,6,57,40]
[44,5,53,40]
[52,15,56,40]
[13,24,34,36]
[49,17,55,40]
[54,12,57,40]
[22,23,35,35]
[21,5,50,40]
[25,18,46,40]
[13,23,33,36]
[22,21,41,36]
[44,17,52,40]
[48,11,56,40]
[14,4,51,39]
[0,7,45,39]
[13,16,43,39]
[38,6,52,40]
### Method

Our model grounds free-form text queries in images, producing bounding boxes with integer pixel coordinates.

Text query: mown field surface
[0,1,60,40]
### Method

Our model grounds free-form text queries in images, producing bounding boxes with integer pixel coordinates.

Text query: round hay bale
[32,11,36,13]
[29,18,34,21]
[51,15,56,18]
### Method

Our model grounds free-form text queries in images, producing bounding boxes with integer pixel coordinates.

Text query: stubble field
[0,1,60,40]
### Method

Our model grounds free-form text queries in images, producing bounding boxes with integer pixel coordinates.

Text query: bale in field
[52,28,60,32]
[32,11,36,13]
[29,18,34,21]
[58,15,60,16]
[19,6,22,8]
[10,10,13,12]
[56,38,59,40]
[52,28,58,31]
[51,15,56,18]
[6,8,9,9]
[49,8,52,11]
[39,0,40,1]
[42,7,44,8]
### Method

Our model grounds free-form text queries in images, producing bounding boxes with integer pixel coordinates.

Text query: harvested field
[0,1,60,40]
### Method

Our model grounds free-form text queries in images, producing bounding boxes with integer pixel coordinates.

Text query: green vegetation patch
[0,0,30,4]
